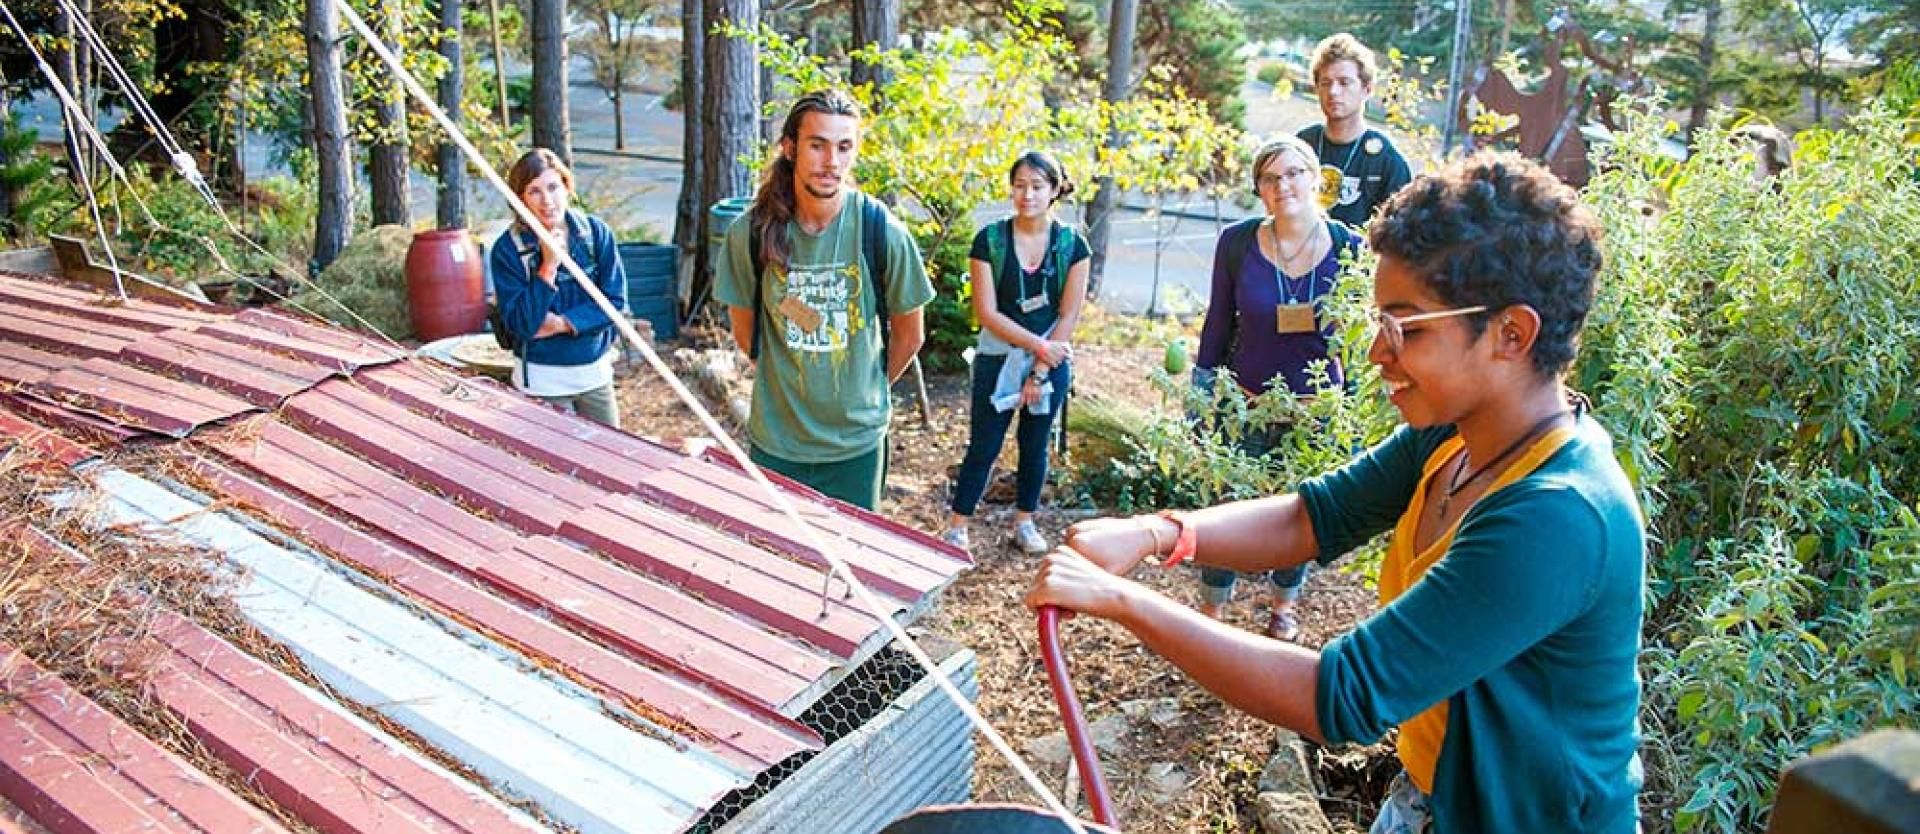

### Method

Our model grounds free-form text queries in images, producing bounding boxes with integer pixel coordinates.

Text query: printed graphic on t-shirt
[776,257,862,353]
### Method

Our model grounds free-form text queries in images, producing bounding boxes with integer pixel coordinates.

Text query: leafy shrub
[732,1,1244,372]
[1580,101,1920,834]
[1254,62,1288,87]
[288,224,416,341]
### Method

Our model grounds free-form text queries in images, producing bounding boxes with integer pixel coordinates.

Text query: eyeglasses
[1256,168,1316,191]
[1368,305,1489,354]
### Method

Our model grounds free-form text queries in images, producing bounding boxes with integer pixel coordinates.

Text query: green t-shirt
[715,193,934,463]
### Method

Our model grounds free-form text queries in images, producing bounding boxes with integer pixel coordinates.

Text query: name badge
[1275,303,1317,334]
[1019,292,1049,314]
[779,293,825,332]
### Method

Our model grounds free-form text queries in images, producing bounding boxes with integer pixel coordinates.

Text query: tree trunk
[1495,0,1511,57]
[307,0,353,270]
[486,0,510,127]
[530,0,571,164]
[675,0,707,314]
[703,0,758,207]
[1687,0,1721,139]
[1084,0,1137,299]
[0,84,15,232]
[369,0,411,226]
[436,0,467,229]
[851,0,899,96]
[56,4,89,186]
[612,91,627,150]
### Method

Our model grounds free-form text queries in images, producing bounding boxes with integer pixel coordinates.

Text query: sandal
[1265,609,1302,642]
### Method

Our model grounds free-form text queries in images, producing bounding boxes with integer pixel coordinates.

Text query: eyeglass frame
[1255,166,1319,192]
[1368,304,1490,354]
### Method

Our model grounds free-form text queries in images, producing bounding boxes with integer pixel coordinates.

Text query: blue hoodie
[488,210,627,368]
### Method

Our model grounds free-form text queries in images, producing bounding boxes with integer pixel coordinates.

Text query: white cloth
[514,351,614,397]
[990,348,1055,416]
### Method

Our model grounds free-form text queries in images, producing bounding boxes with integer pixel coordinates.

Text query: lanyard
[1265,220,1318,304]
[1315,128,1366,176]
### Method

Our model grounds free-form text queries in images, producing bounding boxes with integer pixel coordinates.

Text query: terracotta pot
[405,228,486,341]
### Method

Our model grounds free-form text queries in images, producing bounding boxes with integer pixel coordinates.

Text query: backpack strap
[860,193,892,368]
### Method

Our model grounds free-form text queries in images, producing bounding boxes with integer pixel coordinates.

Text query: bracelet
[1139,516,1166,558]
[1155,510,1199,568]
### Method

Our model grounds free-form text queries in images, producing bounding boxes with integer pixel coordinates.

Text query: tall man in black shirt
[1296,34,1413,228]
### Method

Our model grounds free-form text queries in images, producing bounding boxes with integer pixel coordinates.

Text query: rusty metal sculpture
[1457,11,1649,186]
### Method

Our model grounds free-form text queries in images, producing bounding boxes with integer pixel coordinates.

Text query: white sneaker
[940,526,971,554]
[1014,520,1049,555]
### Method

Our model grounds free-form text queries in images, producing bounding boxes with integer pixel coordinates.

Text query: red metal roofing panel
[638,462,957,601]
[0,409,91,470]
[0,343,69,387]
[565,496,884,657]
[355,363,681,489]
[0,300,138,359]
[139,607,537,834]
[121,329,335,408]
[201,419,830,711]
[185,454,821,771]
[0,394,142,446]
[284,380,605,534]
[0,643,290,834]
[0,276,221,331]
[231,309,401,368]
[26,358,257,437]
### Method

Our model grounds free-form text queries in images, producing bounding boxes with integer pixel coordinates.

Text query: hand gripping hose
[1037,606,1118,828]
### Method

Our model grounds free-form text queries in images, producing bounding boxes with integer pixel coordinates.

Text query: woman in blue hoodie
[489,148,627,427]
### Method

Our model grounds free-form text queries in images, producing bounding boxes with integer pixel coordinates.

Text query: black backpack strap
[748,221,765,362]
[861,194,891,363]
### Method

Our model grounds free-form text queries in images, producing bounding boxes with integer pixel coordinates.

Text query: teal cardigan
[1301,417,1645,833]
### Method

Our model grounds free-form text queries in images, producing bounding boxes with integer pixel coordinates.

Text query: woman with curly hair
[1029,152,1644,833]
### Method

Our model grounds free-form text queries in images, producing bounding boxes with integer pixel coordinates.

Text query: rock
[1119,697,1183,730]
[1025,732,1071,771]
[1025,714,1130,772]
[1255,792,1333,834]
[1089,714,1128,758]
[1259,729,1316,795]
[1141,761,1190,804]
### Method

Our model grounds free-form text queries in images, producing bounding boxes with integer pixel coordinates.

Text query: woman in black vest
[942,151,1091,556]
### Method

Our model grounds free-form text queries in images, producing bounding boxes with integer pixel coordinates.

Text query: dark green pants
[748,440,888,510]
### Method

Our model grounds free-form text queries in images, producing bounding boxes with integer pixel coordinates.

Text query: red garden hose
[1037,605,1118,828]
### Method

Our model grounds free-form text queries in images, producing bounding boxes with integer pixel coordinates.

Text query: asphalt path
[19,72,1407,315]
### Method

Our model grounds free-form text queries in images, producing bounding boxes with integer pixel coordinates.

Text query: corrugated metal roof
[0,271,975,833]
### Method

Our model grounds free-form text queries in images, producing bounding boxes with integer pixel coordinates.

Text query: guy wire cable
[329,2,1092,830]
[35,0,431,360]
[59,104,128,301]
[4,6,477,383]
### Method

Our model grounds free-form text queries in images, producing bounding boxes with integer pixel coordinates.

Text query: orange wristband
[1156,510,1198,567]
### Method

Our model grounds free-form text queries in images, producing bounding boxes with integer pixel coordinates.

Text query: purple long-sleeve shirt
[1195,218,1358,396]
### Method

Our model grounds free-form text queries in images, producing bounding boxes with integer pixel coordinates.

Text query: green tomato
[1164,338,1191,375]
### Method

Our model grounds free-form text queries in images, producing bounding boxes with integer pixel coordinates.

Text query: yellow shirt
[1383,425,1579,793]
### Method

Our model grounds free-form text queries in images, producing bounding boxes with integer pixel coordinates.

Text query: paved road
[20,71,1406,315]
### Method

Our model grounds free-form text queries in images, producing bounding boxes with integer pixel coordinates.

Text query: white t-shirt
[514,350,614,397]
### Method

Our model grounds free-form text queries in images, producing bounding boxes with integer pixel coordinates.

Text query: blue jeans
[950,354,1070,516]
[1369,771,1431,834]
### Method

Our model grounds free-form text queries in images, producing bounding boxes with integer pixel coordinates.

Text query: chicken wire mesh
[688,644,930,832]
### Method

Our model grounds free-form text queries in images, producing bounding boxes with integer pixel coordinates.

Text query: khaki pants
[536,383,621,429]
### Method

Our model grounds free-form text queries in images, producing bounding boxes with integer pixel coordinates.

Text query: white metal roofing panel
[89,467,746,834]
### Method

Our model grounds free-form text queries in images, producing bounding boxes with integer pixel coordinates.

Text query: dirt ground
[617,333,1393,833]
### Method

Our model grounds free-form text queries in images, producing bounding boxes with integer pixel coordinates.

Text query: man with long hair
[714,90,934,510]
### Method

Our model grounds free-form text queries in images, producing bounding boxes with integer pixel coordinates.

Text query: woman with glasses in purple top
[1191,135,1361,640]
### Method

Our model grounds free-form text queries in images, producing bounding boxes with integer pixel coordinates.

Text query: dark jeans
[950,354,1071,516]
